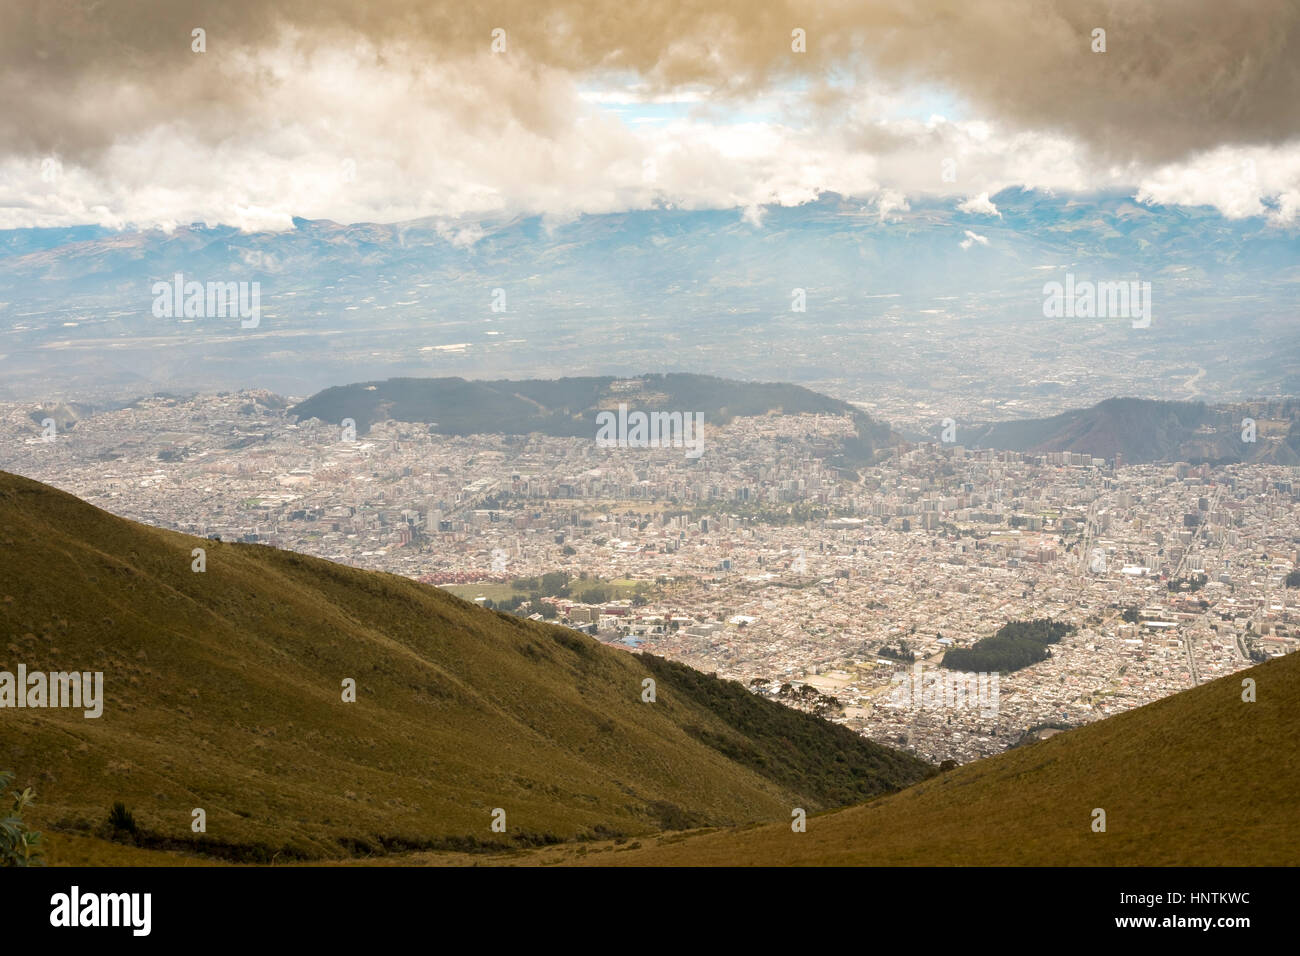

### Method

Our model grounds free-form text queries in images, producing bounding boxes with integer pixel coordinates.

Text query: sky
[2,0,1299,231]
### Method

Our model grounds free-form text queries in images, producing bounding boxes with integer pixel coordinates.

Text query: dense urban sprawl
[5,388,1296,763]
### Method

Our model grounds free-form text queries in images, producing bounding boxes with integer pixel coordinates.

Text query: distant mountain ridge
[4,190,1299,400]
[293,377,1300,468]
[943,396,1300,465]
[19,375,1300,469]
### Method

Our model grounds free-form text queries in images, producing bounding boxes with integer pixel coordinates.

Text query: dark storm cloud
[2,1,1297,165]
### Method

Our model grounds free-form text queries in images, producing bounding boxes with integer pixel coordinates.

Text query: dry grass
[0,470,927,864]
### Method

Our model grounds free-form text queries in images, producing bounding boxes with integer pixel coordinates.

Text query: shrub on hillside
[0,770,45,867]
[108,801,138,836]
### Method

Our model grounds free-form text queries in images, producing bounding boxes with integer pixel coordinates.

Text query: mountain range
[20,366,1300,471]
[3,191,1299,404]
[288,375,1300,468]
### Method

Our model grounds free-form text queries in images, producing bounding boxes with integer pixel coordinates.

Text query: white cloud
[959,230,989,249]
[874,189,910,222]
[1135,143,1300,224]
[3,37,1300,231]
[957,192,1001,217]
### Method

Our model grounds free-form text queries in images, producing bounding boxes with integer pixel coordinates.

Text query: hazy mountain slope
[289,372,897,463]
[956,396,1300,465]
[291,372,869,433]
[549,651,1298,866]
[0,471,929,862]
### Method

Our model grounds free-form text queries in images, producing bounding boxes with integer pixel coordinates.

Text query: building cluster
[4,391,1296,764]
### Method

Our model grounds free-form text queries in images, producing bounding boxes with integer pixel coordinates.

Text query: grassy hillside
[0,471,930,863]
[528,649,1298,865]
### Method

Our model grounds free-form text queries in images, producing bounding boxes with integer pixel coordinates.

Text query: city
[6,385,1294,763]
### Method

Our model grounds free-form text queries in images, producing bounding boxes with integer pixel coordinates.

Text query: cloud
[2,2,1299,228]
[957,192,1001,217]
[4,1,1297,161]
[874,189,911,221]
[959,229,990,249]
[1135,144,1300,223]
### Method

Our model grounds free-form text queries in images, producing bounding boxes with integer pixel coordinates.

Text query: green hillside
[542,649,1299,865]
[0,471,929,863]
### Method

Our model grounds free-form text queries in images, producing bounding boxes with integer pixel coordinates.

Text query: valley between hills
[2,469,1295,866]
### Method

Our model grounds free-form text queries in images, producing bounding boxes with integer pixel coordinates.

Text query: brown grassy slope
[537,650,1299,865]
[0,471,929,861]
[37,832,223,867]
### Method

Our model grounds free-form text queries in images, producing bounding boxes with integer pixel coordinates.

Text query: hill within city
[285,375,1300,467]
[0,470,931,864]
[26,374,1300,468]
[946,396,1300,466]
[288,372,882,436]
